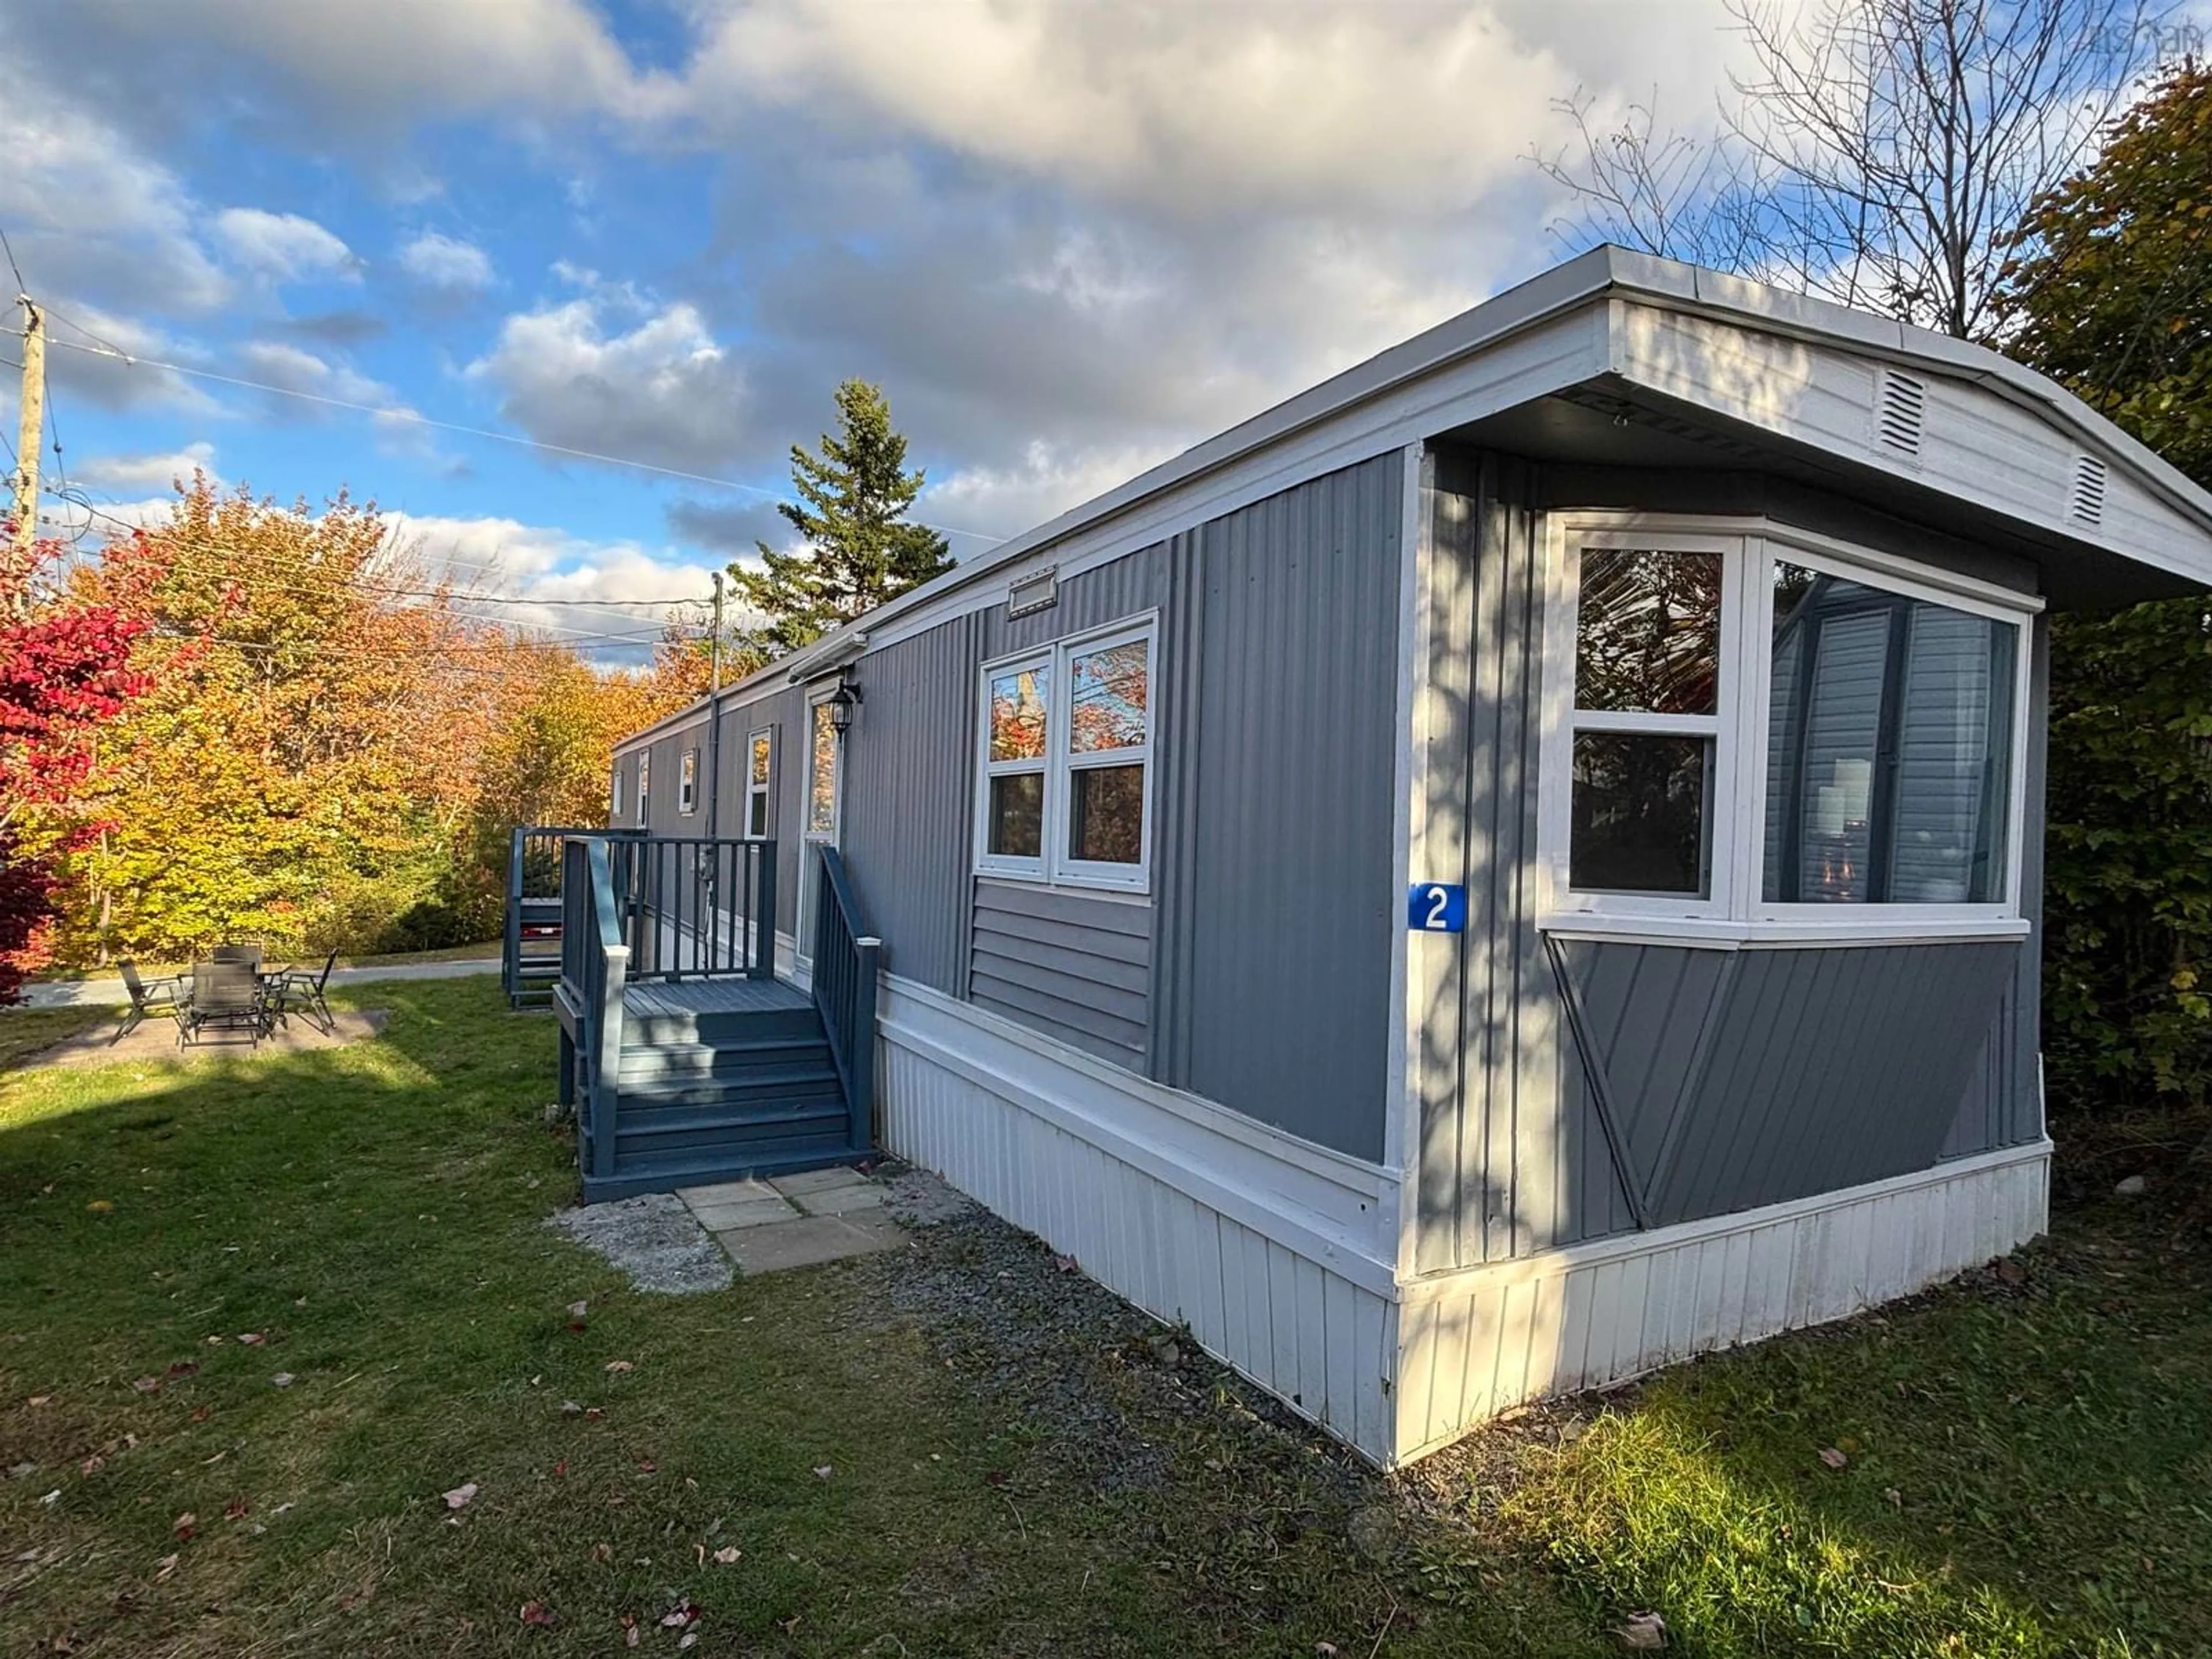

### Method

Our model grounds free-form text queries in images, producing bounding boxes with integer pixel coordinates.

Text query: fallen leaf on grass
[568,1301,589,1319]
[26,1396,50,1407]
[172,1513,196,1540]
[130,1377,160,1395]
[592,1543,614,1563]
[86,1200,112,1213]
[659,1602,699,1628]
[79,1456,103,1477]
[636,1459,657,1475]
[237,1334,265,1347]
[1316,1645,1340,1657]
[1817,1446,1848,1471]
[812,1465,832,1480]
[711,1546,740,1565]
[270,1373,294,1389]
[165,1361,198,1380]
[442,1483,479,1510]
[153,1555,178,1582]
[604,1360,634,1374]
[559,1400,583,1416]
[40,1490,60,1506]
[551,1461,567,1479]
[584,1407,604,1421]
[679,1633,697,1650]
[519,1602,555,1627]
[189,1408,211,1423]
[622,1613,640,1648]
[223,1499,248,1521]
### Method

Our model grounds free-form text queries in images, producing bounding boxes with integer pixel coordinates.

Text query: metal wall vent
[1874,369,1927,458]
[1007,565,1058,620]
[2069,453,2108,528]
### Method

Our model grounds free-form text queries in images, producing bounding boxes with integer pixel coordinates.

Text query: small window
[745,729,774,840]
[678,748,699,816]
[611,765,625,821]
[636,752,650,827]
[974,616,1155,891]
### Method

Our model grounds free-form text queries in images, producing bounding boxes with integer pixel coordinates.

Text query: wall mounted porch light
[827,673,863,737]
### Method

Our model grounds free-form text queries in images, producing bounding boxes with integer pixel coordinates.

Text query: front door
[800,688,843,966]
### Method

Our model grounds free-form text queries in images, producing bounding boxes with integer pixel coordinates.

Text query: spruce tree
[731,379,954,653]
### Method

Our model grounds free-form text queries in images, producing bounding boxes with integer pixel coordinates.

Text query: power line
[32,330,1003,546]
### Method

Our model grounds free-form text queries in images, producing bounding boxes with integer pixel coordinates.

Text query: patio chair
[177,960,269,1050]
[267,949,339,1036]
[116,961,186,1039]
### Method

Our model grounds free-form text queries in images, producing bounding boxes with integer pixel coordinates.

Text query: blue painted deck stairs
[577,978,861,1202]
[535,830,881,1206]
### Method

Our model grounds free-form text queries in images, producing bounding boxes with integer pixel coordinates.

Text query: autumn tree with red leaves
[0,534,158,1001]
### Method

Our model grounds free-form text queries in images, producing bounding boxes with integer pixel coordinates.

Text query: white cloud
[921,441,1173,546]
[238,340,394,407]
[72,442,219,494]
[465,297,750,476]
[676,0,1730,217]
[211,207,358,282]
[385,512,719,658]
[397,230,495,291]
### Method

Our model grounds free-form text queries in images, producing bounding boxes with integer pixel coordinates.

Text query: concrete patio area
[679,1167,905,1274]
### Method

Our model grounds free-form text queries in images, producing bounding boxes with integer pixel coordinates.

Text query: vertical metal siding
[1415,450,1560,1271]
[1152,452,1404,1161]
[839,613,985,994]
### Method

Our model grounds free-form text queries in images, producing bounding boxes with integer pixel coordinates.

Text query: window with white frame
[678,747,699,816]
[635,752,650,827]
[1542,520,2033,933]
[975,618,1154,891]
[611,764,624,821]
[806,699,839,840]
[745,728,774,840]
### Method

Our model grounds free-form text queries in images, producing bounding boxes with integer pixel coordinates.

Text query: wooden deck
[622,976,813,1018]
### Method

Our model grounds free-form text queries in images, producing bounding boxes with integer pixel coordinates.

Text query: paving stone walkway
[677,1166,906,1274]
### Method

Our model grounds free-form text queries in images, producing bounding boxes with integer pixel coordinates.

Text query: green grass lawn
[1,980,2206,1656]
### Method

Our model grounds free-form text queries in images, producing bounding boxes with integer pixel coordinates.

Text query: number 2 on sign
[1408,882,1466,933]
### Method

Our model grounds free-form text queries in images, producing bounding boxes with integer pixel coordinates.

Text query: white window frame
[611,764,624,822]
[805,693,840,845]
[1537,513,2039,946]
[678,747,699,817]
[972,612,1158,895]
[744,727,774,842]
[635,752,650,828]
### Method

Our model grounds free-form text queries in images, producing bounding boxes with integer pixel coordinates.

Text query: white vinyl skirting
[875,974,2049,1469]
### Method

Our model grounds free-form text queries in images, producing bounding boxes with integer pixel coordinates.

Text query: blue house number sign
[1408,882,1467,933]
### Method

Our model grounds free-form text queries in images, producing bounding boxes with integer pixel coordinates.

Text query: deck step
[617,1036,834,1082]
[621,1006,824,1047]
[611,1101,853,1162]
[612,1071,844,1113]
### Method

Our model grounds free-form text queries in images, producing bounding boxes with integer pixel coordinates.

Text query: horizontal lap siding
[970,880,1152,1068]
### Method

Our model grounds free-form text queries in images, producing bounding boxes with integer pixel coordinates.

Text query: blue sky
[3,0,1763,654]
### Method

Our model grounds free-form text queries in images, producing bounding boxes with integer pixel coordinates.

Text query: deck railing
[503,824,641,1005]
[556,836,630,1184]
[809,846,881,1154]
[611,836,779,983]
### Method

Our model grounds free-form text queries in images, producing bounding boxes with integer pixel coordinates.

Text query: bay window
[1541,520,2034,937]
[975,617,1154,891]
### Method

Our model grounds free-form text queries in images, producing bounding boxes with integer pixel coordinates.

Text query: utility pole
[704,570,726,840]
[8,294,43,614]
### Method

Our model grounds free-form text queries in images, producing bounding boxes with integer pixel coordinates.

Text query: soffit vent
[1874,368,1927,459]
[2069,453,2109,528]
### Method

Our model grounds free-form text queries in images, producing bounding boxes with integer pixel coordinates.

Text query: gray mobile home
[598,247,2212,1468]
